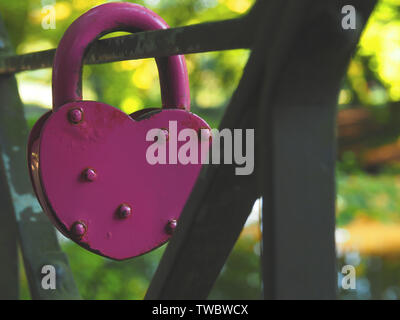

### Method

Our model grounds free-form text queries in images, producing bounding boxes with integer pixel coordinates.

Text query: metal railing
[0,0,377,300]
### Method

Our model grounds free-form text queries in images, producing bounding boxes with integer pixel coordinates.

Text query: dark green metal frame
[0,0,376,300]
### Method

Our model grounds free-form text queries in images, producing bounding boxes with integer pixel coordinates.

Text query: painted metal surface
[0,13,80,298]
[30,103,209,260]
[0,17,253,75]
[52,2,190,110]
[27,3,211,260]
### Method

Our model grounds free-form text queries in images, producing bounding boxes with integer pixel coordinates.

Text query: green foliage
[10,0,400,301]
[339,0,400,118]
[62,243,162,299]
[1,0,260,300]
[17,233,261,300]
[17,232,261,300]
[0,0,253,129]
[338,255,400,300]
[337,169,400,226]
[209,234,261,300]
[337,152,363,175]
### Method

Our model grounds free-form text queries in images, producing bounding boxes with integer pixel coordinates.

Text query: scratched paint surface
[1,153,41,221]
[32,102,210,260]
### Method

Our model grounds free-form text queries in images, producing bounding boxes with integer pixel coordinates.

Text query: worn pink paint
[27,3,210,260]
[30,103,209,260]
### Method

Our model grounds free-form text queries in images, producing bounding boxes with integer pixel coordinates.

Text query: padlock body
[28,102,210,260]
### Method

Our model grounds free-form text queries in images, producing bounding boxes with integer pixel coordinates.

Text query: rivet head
[68,107,83,124]
[156,128,169,143]
[71,221,87,239]
[82,168,97,182]
[117,203,132,219]
[199,128,211,141]
[166,219,177,235]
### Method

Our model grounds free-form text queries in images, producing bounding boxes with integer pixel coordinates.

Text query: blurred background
[1,0,400,299]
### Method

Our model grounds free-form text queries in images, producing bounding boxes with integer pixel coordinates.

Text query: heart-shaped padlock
[27,3,211,260]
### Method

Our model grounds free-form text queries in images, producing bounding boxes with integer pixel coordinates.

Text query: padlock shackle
[52,3,190,111]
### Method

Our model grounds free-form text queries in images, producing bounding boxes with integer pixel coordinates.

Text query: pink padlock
[27,3,210,260]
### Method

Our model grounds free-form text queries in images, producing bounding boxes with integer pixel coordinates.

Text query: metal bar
[0,17,253,75]
[0,147,19,299]
[258,0,377,299]
[145,0,281,300]
[0,14,80,300]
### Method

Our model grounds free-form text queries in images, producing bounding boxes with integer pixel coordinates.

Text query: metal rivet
[166,219,177,235]
[199,128,211,141]
[68,108,83,124]
[117,203,132,219]
[71,221,87,239]
[82,168,97,182]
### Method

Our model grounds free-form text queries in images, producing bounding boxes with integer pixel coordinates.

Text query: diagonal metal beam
[146,0,378,300]
[0,14,80,300]
[0,138,18,300]
[145,0,287,300]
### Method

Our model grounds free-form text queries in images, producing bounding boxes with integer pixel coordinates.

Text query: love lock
[27,3,211,260]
